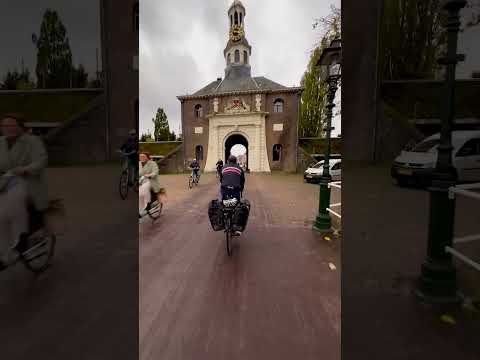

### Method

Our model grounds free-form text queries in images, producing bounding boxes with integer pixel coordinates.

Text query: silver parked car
[391,130,480,186]
[304,159,341,183]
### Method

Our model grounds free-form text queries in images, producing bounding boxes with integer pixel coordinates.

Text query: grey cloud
[140,0,340,136]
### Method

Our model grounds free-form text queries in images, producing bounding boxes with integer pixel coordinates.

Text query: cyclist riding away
[190,158,200,183]
[220,155,245,202]
[216,159,224,178]
[120,129,139,186]
[0,114,49,269]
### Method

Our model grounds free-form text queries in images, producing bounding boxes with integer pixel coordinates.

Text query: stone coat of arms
[225,98,250,114]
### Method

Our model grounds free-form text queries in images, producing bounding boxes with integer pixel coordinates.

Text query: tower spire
[224,0,251,79]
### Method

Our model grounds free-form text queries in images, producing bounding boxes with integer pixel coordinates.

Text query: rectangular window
[273,144,282,161]
[133,55,139,71]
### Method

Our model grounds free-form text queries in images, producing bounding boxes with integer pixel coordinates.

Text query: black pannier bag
[208,199,224,231]
[233,199,251,232]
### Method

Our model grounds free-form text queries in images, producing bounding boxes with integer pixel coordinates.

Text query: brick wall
[181,90,300,172]
[265,92,300,172]
[101,0,139,159]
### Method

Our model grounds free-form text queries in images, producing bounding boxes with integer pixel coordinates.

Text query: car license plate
[397,168,412,176]
[306,175,313,178]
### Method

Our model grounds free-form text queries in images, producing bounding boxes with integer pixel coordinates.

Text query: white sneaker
[234,231,242,237]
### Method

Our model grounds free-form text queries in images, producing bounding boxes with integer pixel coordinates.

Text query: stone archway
[224,133,248,169]
[204,112,271,172]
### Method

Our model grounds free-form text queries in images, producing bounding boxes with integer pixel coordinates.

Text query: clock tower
[224,0,252,79]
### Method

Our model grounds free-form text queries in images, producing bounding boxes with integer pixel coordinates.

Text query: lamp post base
[313,179,332,232]
[313,213,332,232]
[415,259,462,304]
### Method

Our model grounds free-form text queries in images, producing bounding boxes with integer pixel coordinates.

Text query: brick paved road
[0,165,138,359]
[140,173,340,360]
[342,162,479,360]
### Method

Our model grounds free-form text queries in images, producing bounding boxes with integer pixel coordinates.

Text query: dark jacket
[190,160,200,169]
[220,162,245,191]
[121,137,138,162]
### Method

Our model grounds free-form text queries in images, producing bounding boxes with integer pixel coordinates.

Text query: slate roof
[178,75,301,100]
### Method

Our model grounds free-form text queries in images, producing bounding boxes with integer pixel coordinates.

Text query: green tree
[72,64,88,88]
[379,0,447,80]
[1,70,22,90]
[152,108,171,141]
[32,9,73,88]
[299,5,340,138]
[140,131,154,142]
[1,66,35,90]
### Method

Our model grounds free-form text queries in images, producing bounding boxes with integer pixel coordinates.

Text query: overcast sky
[0,0,101,81]
[140,0,341,137]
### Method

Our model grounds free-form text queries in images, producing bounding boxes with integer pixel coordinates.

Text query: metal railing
[447,183,480,272]
[327,181,342,219]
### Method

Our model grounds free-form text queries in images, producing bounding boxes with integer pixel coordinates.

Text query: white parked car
[391,130,480,186]
[304,159,341,183]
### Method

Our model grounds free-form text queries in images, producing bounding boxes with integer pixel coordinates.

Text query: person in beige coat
[139,152,163,215]
[0,114,48,268]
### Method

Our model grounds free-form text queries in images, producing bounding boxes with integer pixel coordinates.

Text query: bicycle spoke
[24,250,48,262]
[22,239,48,256]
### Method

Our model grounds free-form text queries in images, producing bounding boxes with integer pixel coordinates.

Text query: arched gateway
[177,0,303,173]
[225,133,248,168]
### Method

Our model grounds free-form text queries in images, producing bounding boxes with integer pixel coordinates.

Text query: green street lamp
[313,38,341,232]
[416,0,466,303]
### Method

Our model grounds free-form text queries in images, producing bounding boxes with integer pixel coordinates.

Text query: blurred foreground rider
[0,114,48,269]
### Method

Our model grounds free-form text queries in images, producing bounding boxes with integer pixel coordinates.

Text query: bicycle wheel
[188,176,193,189]
[119,170,129,199]
[225,217,233,256]
[21,233,56,273]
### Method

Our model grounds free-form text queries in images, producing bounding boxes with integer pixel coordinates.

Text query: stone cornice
[177,87,303,101]
[205,111,269,119]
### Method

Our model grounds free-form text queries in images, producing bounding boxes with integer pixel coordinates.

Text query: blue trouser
[192,169,200,181]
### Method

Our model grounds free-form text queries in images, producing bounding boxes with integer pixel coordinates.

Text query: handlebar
[117,150,135,157]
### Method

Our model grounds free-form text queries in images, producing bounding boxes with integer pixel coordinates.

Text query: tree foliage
[71,64,88,88]
[379,0,447,80]
[140,131,154,142]
[152,108,176,141]
[33,9,73,88]
[299,5,341,138]
[1,66,35,90]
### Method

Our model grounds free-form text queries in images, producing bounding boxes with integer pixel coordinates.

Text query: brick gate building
[178,0,302,172]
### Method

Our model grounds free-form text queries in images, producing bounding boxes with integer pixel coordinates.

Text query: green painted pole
[313,76,338,232]
[416,0,466,303]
